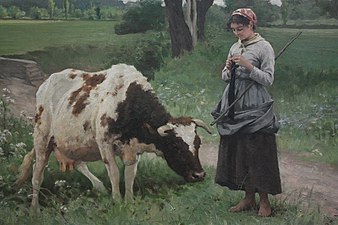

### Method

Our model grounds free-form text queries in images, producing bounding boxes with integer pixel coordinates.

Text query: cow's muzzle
[186,171,206,182]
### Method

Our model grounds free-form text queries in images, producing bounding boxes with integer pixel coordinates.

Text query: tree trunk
[164,0,193,58]
[186,0,198,46]
[197,0,214,41]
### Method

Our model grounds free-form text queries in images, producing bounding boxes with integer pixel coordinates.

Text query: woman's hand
[230,55,254,72]
[225,58,233,71]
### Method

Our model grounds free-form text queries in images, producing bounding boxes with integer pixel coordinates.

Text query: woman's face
[230,22,254,41]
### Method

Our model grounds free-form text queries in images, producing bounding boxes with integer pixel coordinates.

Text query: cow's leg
[98,142,121,200]
[75,161,107,193]
[31,134,52,214]
[124,155,140,201]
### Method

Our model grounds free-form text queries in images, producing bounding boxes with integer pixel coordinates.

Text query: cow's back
[35,64,152,150]
[36,68,85,114]
[37,64,151,115]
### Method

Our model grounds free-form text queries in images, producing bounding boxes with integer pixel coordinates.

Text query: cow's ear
[143,123,157,135]
[112,140,123,154]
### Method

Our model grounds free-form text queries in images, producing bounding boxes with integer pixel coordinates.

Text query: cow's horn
[157,124,172,136]
[193,119,212,134]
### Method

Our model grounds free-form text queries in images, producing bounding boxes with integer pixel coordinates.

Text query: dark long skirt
[215,132,282,195]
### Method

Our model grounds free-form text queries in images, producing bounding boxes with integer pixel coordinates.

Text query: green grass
[262,27,338,70]
[0,20,153,56]
[0,19,164,75]
[0,157,334,225]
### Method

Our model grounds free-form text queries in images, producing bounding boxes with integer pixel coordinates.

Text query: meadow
[0,17,337,224]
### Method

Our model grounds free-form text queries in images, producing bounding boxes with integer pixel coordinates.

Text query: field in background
[0,19,337,224]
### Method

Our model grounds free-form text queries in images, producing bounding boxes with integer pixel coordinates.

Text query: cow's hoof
[93,183,107,193]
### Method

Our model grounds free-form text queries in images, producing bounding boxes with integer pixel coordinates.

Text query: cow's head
[156,118,212,182]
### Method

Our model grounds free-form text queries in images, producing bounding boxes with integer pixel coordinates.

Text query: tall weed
[0,88,33,160]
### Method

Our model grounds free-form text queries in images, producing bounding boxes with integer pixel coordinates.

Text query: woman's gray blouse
[212,34,279,136]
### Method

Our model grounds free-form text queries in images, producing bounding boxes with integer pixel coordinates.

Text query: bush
[51,6,62,18]
[289,3,321,20]
[73,8,82,18]
[107,39,168,80]
[29,6,48,19]
[114,0,165,35]
[83,7,96,20]
[7,5,25,19]
[0,5,8,18]
[100,6,121,20]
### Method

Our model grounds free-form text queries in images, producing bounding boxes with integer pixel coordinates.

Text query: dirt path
[199,143,338,218]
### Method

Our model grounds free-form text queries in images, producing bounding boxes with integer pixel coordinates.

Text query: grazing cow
[16,64,211,213]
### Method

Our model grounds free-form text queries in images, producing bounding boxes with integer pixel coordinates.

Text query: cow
[15,64,212,213]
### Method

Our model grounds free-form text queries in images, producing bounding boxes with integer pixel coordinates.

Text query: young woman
[212,8,282,217]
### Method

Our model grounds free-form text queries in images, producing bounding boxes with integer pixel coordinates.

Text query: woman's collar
[239,33,264,47]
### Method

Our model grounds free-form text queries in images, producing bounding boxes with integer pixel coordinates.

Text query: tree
[111,0,119,5]
[164,0,214,58]
[223,0,234,12]
[164,0,193,57]
[281,0,288,25]
[197,0,214,40]
[0,5,8,18]
[224,0,279,25]
[185,0,198,46]
[115,0,165,34]
[48,0,55,19]
[315,0,338,18]
[64,0,69,19]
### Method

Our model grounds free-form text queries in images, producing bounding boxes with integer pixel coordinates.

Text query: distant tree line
[1,0,336,21]
[0,0,125,19]
[0,0,122,11]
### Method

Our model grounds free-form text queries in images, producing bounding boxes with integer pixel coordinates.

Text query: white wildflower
[15,142,26,149]
[20,111,27,118]
[312,149,323,156]
[60,205,68,213]
[2,88,10,94]
[55,180,66,187]
[0,130,12,143]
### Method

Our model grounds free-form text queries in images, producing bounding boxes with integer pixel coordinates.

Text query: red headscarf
[231,8,257,25]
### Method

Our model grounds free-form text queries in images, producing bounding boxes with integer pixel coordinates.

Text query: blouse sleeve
[221,66,230,81]
[248,42,275,86]
[221,46,235,81]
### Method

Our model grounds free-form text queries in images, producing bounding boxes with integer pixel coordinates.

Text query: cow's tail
[15,148,35,187]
